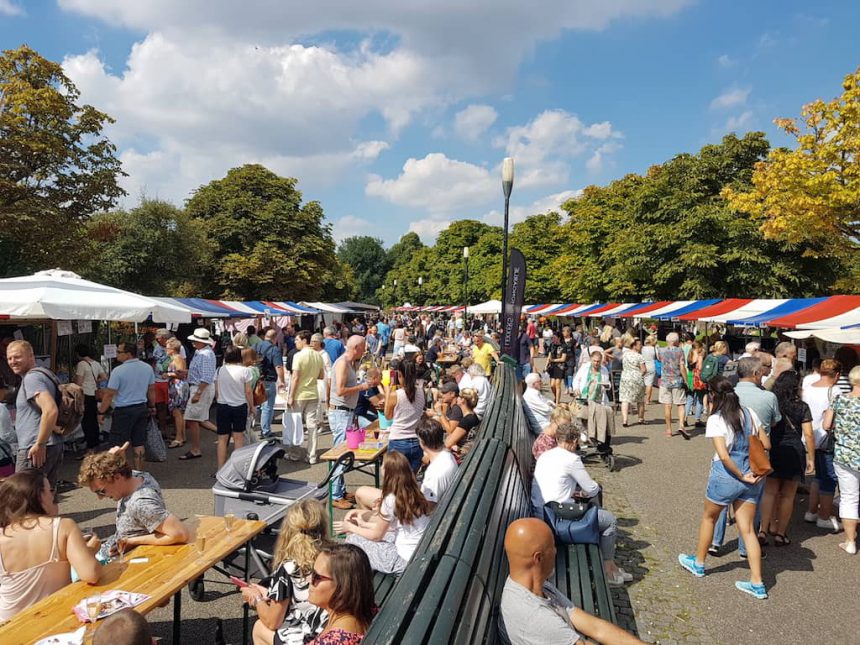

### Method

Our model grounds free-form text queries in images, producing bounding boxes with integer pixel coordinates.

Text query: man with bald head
[328,335,379,508]
[500,518,643,645]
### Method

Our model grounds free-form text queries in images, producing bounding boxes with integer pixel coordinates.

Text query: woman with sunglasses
[0,470,101,619]
[242,500,330,645]
[335,451,431,574]
[306,544,374,644]
[678,376,771,599]
[78,446,189,556]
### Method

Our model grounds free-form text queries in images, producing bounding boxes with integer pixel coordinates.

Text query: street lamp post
[393,279,397,308]
[500,157,515,317]
[463,246,470,329]
[381,284,386,308]
[418,276,423,306]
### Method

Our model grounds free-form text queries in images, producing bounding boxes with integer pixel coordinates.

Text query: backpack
[721,360,739,387]
[700,354,720,383]
[29,367,85,436]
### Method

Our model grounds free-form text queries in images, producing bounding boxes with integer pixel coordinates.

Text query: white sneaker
[839,541,857,555]
[816,516,842,532]
[803,512,818,523]
[617,568,634,582]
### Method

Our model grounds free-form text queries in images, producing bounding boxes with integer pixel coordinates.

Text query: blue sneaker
[678,554,705,577]
[735,581,767,599]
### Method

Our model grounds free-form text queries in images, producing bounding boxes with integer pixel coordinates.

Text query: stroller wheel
[189,575,205,601]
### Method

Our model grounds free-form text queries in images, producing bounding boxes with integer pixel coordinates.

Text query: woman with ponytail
[678,376,771,600]
[383,358,426,471]
[241,499,331,645]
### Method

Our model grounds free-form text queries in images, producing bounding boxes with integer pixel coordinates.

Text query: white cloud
[717,54,736,68]
[586,141,623,174]
[408,217,457,241]
[331,215,375,243]
[709,87,751,110]
[453,104,498,141]
[724,110,754,132]
[496,110,622,188]
[366,153,496,213]
[482,189,581,226]
[0,0,23,15]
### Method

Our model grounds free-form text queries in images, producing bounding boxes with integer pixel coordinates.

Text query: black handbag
[548,499,592,521]
[543,500,600,545]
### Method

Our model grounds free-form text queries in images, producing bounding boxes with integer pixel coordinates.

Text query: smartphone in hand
[230,576,250,588]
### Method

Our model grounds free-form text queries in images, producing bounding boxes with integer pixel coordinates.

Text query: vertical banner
[501,248,526,358]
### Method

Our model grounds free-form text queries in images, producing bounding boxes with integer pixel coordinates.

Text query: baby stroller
[187,440,353,600]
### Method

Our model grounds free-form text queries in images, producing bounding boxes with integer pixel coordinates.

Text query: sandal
[678,428,691,440]
[168,440,185,449]
[757,531,768,546]
[178,451,202,460]
[771,533,791,547]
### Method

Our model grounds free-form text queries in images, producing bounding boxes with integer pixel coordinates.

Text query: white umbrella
[0,269,191,323]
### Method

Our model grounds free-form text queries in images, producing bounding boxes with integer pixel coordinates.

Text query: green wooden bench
[366,363,619,641]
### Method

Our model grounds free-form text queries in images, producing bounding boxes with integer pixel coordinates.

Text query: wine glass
[116,538,126,561]
[85,594,102,642]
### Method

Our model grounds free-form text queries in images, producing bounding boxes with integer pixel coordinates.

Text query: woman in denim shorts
[678,377,772,599]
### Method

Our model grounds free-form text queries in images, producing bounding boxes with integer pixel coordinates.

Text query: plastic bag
[144,419,167,462]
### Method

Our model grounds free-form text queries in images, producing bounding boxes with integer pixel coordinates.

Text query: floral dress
[309,629,363,644]
[162,356,190,412]
[619,350,645,403]
[831,394,860,470]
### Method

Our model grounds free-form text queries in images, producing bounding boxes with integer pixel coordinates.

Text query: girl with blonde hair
[241,499,331,645]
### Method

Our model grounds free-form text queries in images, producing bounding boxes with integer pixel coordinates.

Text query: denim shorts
[814,450,838,494]
[705,461,763,506]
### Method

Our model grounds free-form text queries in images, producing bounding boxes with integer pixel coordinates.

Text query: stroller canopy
[216,442,285,492]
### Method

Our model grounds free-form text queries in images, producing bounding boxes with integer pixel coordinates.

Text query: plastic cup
[224,514,236,532]
[195,535,206,554]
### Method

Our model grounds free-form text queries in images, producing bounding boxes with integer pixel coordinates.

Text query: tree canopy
[185,164,354,300]
[0,45,125,274]
[337,236,390,304]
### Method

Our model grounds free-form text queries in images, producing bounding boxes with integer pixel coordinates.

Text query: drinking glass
[116,538,126,561]
[195,534,206,555]
[85,594,102,642]
[223,514,236,533]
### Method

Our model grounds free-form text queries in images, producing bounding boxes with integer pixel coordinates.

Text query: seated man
[79,445,190,554]
[522,373,555,434]
[416,417,458,505]
[499,518,644,645]
[94,608,153,645]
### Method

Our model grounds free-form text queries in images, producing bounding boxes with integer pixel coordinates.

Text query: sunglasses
[310,570,333,586]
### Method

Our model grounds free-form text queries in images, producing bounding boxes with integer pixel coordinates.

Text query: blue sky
[2,1,859,246]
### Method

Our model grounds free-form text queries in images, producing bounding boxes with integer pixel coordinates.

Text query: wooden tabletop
[320,440,387,463]
[0,515,266,645]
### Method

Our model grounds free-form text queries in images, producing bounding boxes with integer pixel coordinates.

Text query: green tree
[337,236,389,304]
[186,164,347,300]
[82,198,213,296]
[556,133,840,301]
[0,45,125,274]
[510,212,564,303]
[386,232,424,270]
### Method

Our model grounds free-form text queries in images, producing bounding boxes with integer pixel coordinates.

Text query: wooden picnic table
[0,515,266,645]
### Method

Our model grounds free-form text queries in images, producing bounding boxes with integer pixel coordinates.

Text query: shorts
[643,369,656,387]
[184,384,215,422]
[659,385,685,406]
[814,450,838,494]
[216,403,248,435]
[515,363,531,381]
[706,461,763,506]
[111,403,149,448]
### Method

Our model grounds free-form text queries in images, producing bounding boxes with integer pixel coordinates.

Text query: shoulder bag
[542,499,600,545]
[746,408,773,477]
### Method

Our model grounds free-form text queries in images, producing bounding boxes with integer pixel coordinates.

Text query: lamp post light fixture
[418,276,423,306]
[500,157,515,316]
[393,279,397,307]
[463,246,470,329]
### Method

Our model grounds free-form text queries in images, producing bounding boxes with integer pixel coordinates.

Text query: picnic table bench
[367,364,619,642]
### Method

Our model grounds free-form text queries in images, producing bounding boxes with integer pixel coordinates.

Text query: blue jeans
[260,380,277,436]
[685,390,705,421]
[712,486,764,556]
[388,438,423,472]
[516,363,531,381]
[327,409,351,500]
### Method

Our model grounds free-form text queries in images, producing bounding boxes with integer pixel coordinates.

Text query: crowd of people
[0,310,857,643]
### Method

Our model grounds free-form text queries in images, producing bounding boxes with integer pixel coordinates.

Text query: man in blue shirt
[376,319,390,358]
[99,342,156,470]
[323,327,345,364]
[255,328,285,439]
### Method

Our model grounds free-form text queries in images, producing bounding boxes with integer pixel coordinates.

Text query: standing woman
[686,341,707,428]
[73,344,107,452]
[384,359,426,471]
[306,544,374,644]
[641,335,657,405]
[619,338,646,427]
[678,376,771,599]
[164,338,189,449]
[214,347,254,469]
[546,333,567,405]
[822,365,860,555]
[758,371,815,546]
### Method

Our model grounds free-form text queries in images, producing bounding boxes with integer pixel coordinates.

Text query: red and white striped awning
[766,295,860,329]
[696,299,787,323]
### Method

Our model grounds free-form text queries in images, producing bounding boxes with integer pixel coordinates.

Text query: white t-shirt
[75,359,103,397]
[470,375,491,418]
[802,383,835,448]
[802,373,820,390]
[421,451,458,503]
[380,493,430,562]
[216,364,252,407]
[705,408,762,462]
[531,447,600,509]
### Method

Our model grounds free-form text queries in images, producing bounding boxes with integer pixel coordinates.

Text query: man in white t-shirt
[416,417,458,505]
[466,363,491,419]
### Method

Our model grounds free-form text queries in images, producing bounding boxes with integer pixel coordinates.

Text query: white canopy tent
[0,270,191,323]
[784,328,860,345]
[468,299,503,315]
